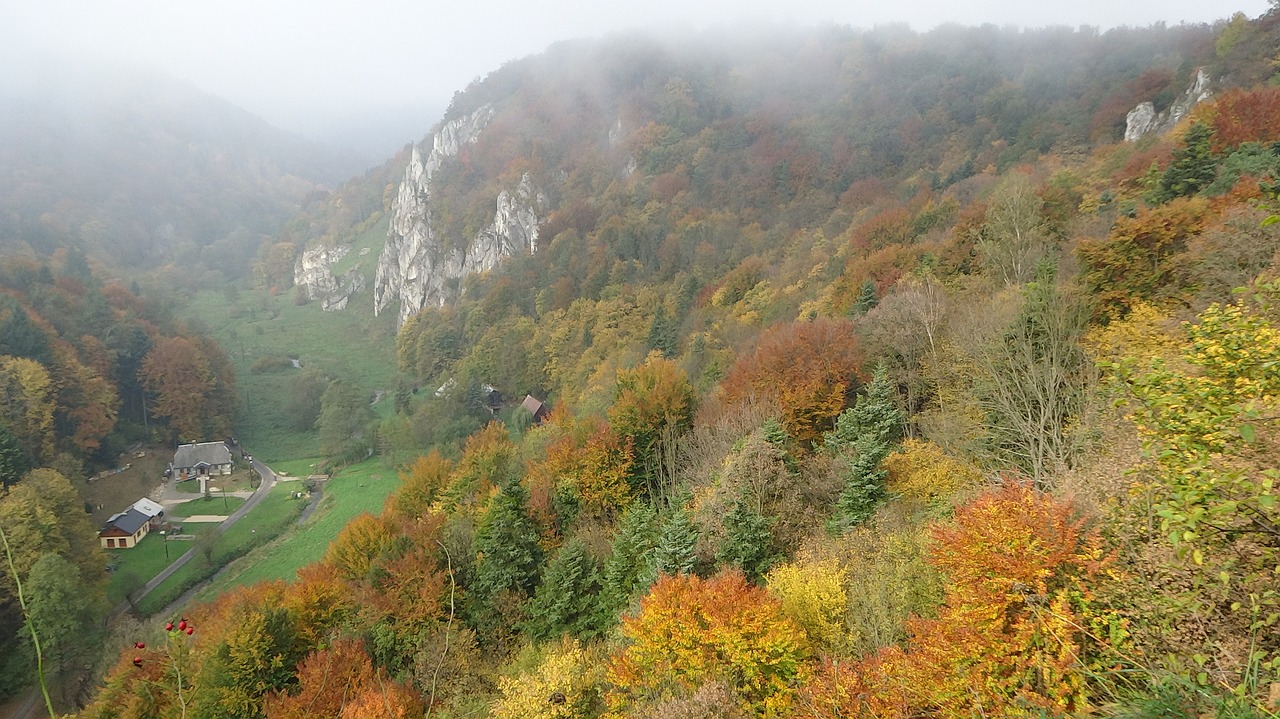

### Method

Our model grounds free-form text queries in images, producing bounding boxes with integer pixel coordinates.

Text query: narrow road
[4,460,281,719]
[108,458,277,620]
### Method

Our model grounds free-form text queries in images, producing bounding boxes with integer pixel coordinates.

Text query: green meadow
[195,457,401,597]
[136,483,307,615]
[182,220,400,463]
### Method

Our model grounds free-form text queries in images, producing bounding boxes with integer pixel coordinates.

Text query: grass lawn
[168,495,248,517]
[181,221,400,464]
[105,525,214,604]
[175,470,257,495]
[197,457,401,596]
[269,457,326,479]
[136,483,308,615]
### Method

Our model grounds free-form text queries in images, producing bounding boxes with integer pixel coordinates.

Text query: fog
[3,0,1271,162]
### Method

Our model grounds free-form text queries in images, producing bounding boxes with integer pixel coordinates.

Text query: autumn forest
[3,9,1280,719]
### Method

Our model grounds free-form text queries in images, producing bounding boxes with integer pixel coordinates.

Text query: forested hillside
[0,62,358,279]
[0,250,239,699]
[53,8,1280,719]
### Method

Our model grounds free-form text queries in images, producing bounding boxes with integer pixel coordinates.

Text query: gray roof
[102,508,149,536]
[131,498,165,517]
[173,442,232,469]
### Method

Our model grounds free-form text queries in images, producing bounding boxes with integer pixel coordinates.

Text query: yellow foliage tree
[609,569,809,715]
[388,450,453,520]
[0,355,55,465]
[766,557,850,655]
[491,638,604,719]
[323,513,395,582]
[883,438,982,503]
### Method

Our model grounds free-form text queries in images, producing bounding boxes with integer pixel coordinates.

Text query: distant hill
[0,60,363,278]
[290,20,1232,326]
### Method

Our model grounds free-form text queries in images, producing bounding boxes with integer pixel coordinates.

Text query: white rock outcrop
[373,107,545,325]
[294,245,367,311]
[1125,68,1213,142]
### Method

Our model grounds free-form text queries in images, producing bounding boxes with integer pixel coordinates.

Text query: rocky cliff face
[1125,68,1213,142]
[373,106,545,326]
[294,245,368,311]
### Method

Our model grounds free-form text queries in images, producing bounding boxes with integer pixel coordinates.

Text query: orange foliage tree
[607,353,695,500]
[363,513,449,630]
[282,563,357,647]
[265,637,424,719]
[720,318,863,444]
[881,483,1115,718]
[1201,87,1280,152]
[609,569,809,715]
[528,417,635,529]
[138,335,220,442]
[1077,197,1208,318]
[388,450,453,520]
[264,638,377,719]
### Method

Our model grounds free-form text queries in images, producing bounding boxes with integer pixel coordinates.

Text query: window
[106,538,115,548]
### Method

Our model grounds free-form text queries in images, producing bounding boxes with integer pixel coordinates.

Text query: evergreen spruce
[825,364,904,532]
[852,278,879,315]
[650,504,700,577]
[1154,122,1218,202]
[716,498,775,580]
[646,304,678,357]
[0,300,51,365]
[0,426,30,487]
[467,480,544,640]
[599,501,659,621]
[761,416,798,472]
[523,539,605,641]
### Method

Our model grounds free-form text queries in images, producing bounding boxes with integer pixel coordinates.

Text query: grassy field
[196,457,401,597]
[182,225,400,463]
[168,495,247,517]
[271,458,327,479]
[136,483,308,615]
[105,525,214,604]
[154,226,408,611]
[78,450,170,527]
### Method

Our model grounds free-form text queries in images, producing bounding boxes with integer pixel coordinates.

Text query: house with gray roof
[171,441,233,480]
[131,497,165,518]
[99,508,151,549]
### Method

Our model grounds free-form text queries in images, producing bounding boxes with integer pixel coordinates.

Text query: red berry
[132,657,142,667]
[185,627,193,635]
[135,641,145,649]
[178,620,187,631]
[165,622,174,631]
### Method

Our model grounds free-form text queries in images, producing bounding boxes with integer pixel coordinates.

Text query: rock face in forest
[1125,68,1213,141]
[373,107,545,326]
[293,245,367,311]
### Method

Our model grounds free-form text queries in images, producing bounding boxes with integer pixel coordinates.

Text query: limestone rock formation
[373,106,546,326]
[1125,68,1213,142]
[294,245,367,311]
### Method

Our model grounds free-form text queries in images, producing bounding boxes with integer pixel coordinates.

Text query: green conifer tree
[467,480,544,640]
[716,498,775,580]
[825,364,903,533]
[852,278,879,315]
[646,304,678,358]
[523,539,604,641]
[1154,122,1218,202]
[0,427,30,487]
[599,501,659,622]
[650,504,699,577]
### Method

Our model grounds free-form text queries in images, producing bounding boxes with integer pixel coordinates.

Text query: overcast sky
[4,0,1271,158]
